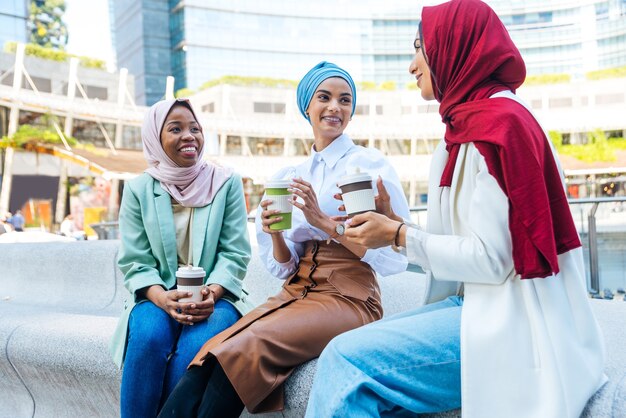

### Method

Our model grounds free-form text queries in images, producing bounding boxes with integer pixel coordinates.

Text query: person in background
[9,210,25,232]
[305,1,606,417]
[109,98,254,418]
[159,62,410,418]
[59,214,75,237]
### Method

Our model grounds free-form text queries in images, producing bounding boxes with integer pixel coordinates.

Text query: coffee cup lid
[265,179,291,189]
[176,266,206,278]
[337,172,372,188]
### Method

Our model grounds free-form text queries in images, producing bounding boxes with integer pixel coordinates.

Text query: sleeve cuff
[406,226,431,270]
[360,248,377,265]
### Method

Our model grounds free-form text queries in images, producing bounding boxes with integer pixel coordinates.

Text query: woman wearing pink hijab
[109,99,254,418]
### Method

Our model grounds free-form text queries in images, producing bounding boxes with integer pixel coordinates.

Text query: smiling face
[160,103,204,167]
[409,37,435,101]
[306,77,353,148]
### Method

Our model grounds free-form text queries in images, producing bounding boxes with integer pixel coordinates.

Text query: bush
[586,66,626,80]
[4,41,106,69]
[0,124,77,149]
[553,129,618,163]
[199,76,298,90]
[524,74,571,85]
[175,88,195,98]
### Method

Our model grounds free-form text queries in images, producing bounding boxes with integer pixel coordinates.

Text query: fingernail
[190,304,196,308]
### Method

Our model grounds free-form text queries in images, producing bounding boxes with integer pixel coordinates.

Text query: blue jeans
[305,296,463,417]
[120,300,240,418]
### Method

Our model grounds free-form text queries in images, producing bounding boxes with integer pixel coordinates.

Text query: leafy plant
[199,76,298,90]
[0,124,77,149]
[550,129,619,162]
[175,87,195,98]
[378,81,397,91]
[4,42,106,69]
[524,74,571,85]
[586,66,626,80]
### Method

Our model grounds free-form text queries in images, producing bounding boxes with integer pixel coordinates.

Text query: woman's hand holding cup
[260,198,287,234]
[156,289,197,326]
[344,211,401,249]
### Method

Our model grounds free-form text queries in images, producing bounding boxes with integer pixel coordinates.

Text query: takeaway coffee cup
[176,266,205,303]
[265,179,293,230]
[337,172,376,217]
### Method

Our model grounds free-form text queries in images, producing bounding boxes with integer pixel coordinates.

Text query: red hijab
[422,0,580,279]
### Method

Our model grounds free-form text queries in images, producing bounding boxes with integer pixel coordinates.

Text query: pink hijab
[142,98,232,207]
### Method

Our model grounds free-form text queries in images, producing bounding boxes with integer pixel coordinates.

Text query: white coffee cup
[176,266,206,303]
[337,172,376,217]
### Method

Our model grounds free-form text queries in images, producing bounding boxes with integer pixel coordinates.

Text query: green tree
[28,0,68,50]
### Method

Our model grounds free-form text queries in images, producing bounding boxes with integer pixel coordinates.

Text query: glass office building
[112,0,626,105]
[0,0,28,49]
[490,0,626,75]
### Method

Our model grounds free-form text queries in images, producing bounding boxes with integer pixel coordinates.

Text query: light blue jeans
[120,300,240,418]
[305,296,463,417]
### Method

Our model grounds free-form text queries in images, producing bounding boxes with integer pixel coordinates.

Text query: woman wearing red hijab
[305,1,606,417]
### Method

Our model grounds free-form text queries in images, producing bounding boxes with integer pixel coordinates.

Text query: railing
[568,197,626,294]
[410,196,626,295]
[106,197,626,295]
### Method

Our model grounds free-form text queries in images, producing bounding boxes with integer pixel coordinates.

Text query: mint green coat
[109,173,255,368]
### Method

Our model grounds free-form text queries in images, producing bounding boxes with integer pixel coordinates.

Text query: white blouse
[255,134,410,279]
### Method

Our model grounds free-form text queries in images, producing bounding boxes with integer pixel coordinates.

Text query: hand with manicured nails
[148,283,225,326]
[333,176,402,223]
[289,177,328,229]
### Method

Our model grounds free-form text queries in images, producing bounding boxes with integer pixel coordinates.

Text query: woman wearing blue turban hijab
[159,62,410,418]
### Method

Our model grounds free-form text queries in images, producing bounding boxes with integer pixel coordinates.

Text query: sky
[63,0,116,71]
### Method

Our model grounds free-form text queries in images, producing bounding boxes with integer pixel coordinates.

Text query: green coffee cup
[265,180,293,230]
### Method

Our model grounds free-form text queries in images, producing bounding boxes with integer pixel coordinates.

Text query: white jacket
[409,94,606,417]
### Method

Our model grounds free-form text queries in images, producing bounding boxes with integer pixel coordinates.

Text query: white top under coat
[255,134,410,279]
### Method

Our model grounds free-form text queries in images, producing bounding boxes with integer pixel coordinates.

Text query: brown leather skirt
[189,240,383,413]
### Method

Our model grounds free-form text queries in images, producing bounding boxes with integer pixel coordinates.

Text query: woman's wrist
[143,285,166,308]
[207,284,225,300]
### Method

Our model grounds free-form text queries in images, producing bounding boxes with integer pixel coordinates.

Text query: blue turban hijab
[296,61,357,123]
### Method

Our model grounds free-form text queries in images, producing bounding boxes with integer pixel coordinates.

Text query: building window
[289,138,314,156]
[595,93,624,105]
[548,97,572,108]
[25,76,52,93]
[247,137,284,156]
[73,119,115,147]
[225,136,242,155]
[253,102,286,114]
[418,104,439,113]
[401,106,413,114]
[355,105,368,115]
[121,125,141,149]
[376,105,383,115]
[380,139,410,155]
[202,102,215,113]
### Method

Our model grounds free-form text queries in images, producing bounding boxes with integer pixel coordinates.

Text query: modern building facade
[0,0,28,49]
[187,76,626,206]
[491,0,626,76]
[112,0,626,105]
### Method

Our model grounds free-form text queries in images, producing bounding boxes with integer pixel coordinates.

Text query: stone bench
[0,240,623,417]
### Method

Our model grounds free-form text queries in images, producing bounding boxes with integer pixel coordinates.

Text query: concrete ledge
[0,241,623,417]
